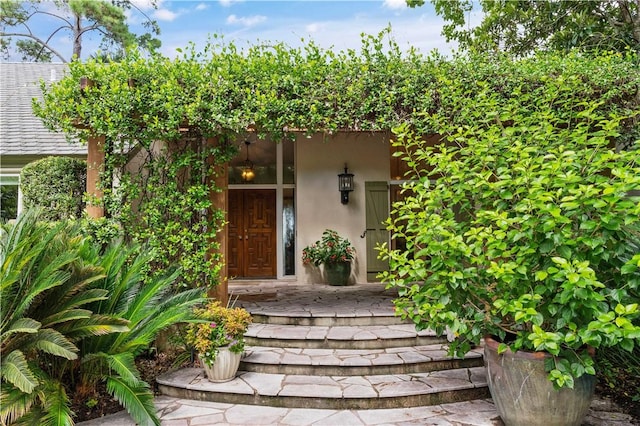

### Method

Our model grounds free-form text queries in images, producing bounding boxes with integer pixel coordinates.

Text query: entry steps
[158,305,489,409]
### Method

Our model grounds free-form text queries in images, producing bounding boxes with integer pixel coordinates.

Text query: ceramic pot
[324,261,351,285]
[199,346,242,382]
[484,336,595,426]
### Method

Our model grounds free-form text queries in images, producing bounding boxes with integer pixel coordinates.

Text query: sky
[7,0,481,62]
[130,0,462,57]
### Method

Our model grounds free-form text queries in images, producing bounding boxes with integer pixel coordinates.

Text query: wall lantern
[338,164,354,204]
[241,140,255,182]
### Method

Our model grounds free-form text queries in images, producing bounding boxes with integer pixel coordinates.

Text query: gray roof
[0,62,86,156]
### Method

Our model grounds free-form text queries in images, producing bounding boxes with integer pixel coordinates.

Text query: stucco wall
[296,131,390,284]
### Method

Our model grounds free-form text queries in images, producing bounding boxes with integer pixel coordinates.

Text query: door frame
[227,141,295,279]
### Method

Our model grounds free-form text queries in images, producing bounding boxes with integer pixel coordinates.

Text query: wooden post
[86,135,105,218]
[206,137,229,305]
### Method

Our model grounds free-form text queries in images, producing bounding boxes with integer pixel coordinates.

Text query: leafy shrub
[20,156,86,221]
[0,210,126,425]
[71,241,204,426]
[0,211,204,425]
[381,52,640,389]
[302,229,356,266]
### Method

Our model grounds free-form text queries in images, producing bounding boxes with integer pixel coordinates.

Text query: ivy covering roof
[33,30,639,149]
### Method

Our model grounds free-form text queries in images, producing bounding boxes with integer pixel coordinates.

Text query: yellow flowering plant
[185,300,253,365]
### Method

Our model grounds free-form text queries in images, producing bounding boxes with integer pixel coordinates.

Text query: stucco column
[207,137,229,305]
[86,135,105,218]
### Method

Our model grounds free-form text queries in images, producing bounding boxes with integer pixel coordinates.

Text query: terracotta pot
[199,346,242,382]
[484,336,595,426]
[324,261,351,286]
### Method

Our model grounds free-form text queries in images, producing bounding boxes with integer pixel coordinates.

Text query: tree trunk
[73,13,82,60]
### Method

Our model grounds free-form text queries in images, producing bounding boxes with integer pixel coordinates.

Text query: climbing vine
[32,28,639,288]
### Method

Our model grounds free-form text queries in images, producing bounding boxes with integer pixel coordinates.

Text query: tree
[408,0,640,55]
[0,0,161,62]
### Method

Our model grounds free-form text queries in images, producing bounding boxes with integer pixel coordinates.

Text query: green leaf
[0,351,39,394]
[106,376,159,426]
[29,329,78,360]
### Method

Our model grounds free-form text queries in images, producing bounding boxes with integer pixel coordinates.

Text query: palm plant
[72,242,205,426]
[0,211,127,425]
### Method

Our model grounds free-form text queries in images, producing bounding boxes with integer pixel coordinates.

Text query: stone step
[157,367,490,410]
[241,344,484,376]
[235,285,403,327]
[249,312,405,327]
[244,323,447,349]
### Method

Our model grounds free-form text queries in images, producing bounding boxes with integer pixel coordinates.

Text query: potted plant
[302,229,356,285]
[185,300,253,382]
[380,69,640,426]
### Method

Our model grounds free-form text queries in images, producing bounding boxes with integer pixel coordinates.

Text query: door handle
[360,230,367,238]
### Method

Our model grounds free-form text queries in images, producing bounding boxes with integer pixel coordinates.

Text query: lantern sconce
[338,164,354,204]
[241,139,255,182]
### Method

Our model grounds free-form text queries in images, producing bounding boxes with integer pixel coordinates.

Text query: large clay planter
[484,336,595,426]
[199,346,242,382]
[324,261,351,286]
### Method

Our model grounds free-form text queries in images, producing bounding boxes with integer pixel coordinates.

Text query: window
[1,175,20,221]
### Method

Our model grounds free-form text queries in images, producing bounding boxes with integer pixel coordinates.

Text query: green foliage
[33,28,440,288]
[115,139,230,288]
[302,229,356,266]
[32,32,639,292]
[380,52,640,389]
[20,156,86,221]
[71,241,204,426]
[0,210,126,425]
[417,0,640,56]
[1,211,203,424]
[0,0,160,62]
[81,216,123,247]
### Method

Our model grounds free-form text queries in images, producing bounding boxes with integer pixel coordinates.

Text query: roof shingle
[0,62,86,156]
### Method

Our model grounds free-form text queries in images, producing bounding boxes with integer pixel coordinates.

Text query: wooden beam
[86,135,105,218]
[206,137,229,305]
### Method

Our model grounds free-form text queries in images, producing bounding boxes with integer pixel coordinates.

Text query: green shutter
[365,181,389,281]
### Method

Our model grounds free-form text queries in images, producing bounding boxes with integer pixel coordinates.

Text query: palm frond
[119,299,203,352]
[27,329,78,360]
[47,288,109,317]
[0,382,37,425]
[58,315,129,339]
[39,309,92,328]
[39,269,107,319]
[106,352,142,385]
[1,317,41,341]
[106,376,159,426]
[123,269,180,324]
[12,403,46,426]
[0,350,39,393]
[97,244,143,313]
[40,381,74,426]
[13,268,73,322]
[111,288,203,351]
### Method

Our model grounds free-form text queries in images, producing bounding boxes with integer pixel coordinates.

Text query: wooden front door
[228,190,277,278]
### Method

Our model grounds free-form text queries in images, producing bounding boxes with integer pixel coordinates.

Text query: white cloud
[220,0,243,7]
[383,0,407,10]
[227,14,267,27]
[305,23,324,33]
[154,8,179,22]
[195,3,208,11]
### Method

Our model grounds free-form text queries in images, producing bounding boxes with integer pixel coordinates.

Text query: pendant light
[241,140,255,182]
